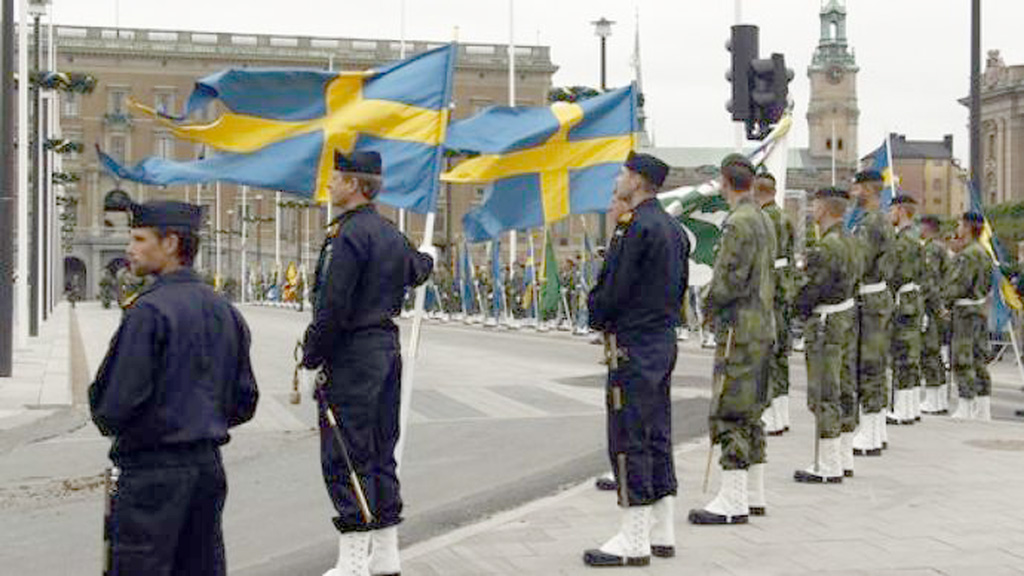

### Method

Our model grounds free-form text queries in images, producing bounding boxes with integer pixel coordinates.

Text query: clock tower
[807,0,859,165]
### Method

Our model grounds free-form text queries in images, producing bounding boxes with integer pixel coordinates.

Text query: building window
[932,178,943,192]
[62,93,80,117]
[154,91,176,115]
[826,138,832,151]
[109,134,128,163]
[838,138,844,151]
[108,88,130,114]
[64,132,82,162]
[155,134,175,159]
[988,133,996,160]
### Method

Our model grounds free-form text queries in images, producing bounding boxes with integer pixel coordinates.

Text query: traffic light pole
[0,0,15,376]
[969,0,981,199]
[28,12,39,336]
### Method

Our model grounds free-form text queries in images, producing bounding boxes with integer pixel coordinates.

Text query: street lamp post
[1,0,16,375]
[591,17,614,247]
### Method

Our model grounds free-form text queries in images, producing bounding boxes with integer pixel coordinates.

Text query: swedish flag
[98,44,456,213]
[442,85,638,242]
[865,138,897,209]
[967,182,1023,327]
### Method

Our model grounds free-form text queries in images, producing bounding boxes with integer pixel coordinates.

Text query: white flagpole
[885,132,897,203]
[507,0,517,323]
[240,185,248,304]
[396,0,408,235]
[215,182,222,288]
[16,0,30,345]
[275,191,281,278]
[831,120,837,186]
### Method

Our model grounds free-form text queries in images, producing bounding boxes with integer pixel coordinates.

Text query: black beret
[813,186,850,200]
[720,153,755,174]
[853,169,883,183]
[920,215,941,227]
[131,201,204,229]
[624,151,669,188]
[335,150,382,175]
[891,194,917,205]
[963,211,984,225]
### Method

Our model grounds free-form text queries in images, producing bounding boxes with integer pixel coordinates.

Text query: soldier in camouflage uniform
[848,170,895,457]
[947,211,994,421]
[689,154,775,525]
[793,187,856,483]
[755,172,795,437]
[919,216,952,414]
[886,195,925,426]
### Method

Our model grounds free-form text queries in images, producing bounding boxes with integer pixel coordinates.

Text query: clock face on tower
[827,65,844,84]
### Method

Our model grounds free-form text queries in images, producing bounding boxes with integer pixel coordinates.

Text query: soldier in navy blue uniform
[583,152,690,568]
[303,150,434,576]
[89,200,259,576]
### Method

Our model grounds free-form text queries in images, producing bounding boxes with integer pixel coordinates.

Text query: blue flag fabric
[490,239,504,318]
[97,44,457,214]
[445,85,638,242]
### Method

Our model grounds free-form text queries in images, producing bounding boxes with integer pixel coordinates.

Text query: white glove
[419,244,438,262]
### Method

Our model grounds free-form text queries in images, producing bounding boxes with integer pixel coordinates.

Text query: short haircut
[156,226,200,267]
[721,160,754,192]
[349,172,383,199]
[754,172,776,196]
[816,196,847,217]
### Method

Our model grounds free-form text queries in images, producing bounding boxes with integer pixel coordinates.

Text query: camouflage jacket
[705,199,775,342]
[921,237,951,315]
[762,202,795,305]
[947,240,992,305]
[795,221,857,319]
[890,224,924,318]
[849,208,895,287]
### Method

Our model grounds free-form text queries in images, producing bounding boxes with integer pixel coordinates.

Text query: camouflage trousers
[921,312,947,388]
[952,308,991,398]
[805,307,853,439]
[857,292,893,412]
[840,307,859,433]
[710,330,770,471]
[891,312,923,391]
[767,303,792,400]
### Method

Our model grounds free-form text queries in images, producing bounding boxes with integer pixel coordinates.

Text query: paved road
[0,305,712,576]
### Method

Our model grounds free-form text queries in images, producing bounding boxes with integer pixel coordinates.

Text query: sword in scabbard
[605,332,630,507]
[102,466,120,576]
[315,374,375,525]
[703,327,733,493]
[289,340,303,405]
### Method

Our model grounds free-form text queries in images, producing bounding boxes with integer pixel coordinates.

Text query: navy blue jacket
[89,269,259,457]
[588,197,690,334]
[303,204,434,368]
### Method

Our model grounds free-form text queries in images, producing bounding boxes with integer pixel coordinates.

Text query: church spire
[631,8,651,147]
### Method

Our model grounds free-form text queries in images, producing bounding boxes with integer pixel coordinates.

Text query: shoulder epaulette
[617,211,634,225]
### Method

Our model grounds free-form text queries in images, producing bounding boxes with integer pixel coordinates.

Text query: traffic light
[751,53,793,127]
[726,25,795,140]
[726,25,758,122]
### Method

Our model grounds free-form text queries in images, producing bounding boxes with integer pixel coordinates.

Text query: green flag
[540,229,562,321]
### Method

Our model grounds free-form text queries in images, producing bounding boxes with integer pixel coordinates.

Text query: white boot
[325,532,371,576]
[937,384,950,413]
[878,410,888,449]
[762,398,782,434]
[852,410,875,454]
[913,386,923,419]
[779,395,791,430]
[583,506,652,566]
[840,432,855,478]
[748,463,767,516]
[794,437,843,483]
[650,496,676,557]
[368,527,400,576]
[951,397,974,420]
[975,395,992,421]
[921,387,940,414]
[902,389,916,423]
[688,469,749,524]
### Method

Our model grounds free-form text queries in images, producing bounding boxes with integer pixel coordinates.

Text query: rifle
[703,328,733,493]
[315,376,375,524]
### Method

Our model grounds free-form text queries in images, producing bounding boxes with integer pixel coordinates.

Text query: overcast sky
[40,0,1024,164]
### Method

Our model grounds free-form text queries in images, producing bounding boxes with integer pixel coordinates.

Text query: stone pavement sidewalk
[403,395,1024,575]
[0,303,74,432]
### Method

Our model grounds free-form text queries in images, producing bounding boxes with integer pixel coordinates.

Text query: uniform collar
[329,202,376,227]
[154,268,201,285]
[634,197,659,212]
